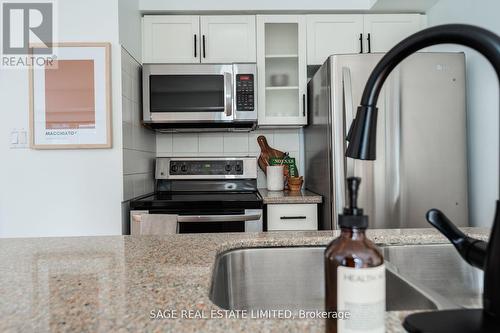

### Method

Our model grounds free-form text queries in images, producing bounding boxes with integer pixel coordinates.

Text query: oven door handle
[223,72,233,117]
[177,213,261,223]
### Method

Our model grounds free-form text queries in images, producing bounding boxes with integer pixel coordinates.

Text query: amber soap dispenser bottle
[324,177,385,333]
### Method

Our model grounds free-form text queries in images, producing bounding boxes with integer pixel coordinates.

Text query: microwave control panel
[236,74,254,111]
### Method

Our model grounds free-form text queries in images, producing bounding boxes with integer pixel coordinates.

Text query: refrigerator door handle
[386,69,402,223]
[342,67,356,179]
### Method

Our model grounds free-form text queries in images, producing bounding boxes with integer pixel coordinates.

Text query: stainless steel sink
[209,245,478,312]
[383,244,483,308]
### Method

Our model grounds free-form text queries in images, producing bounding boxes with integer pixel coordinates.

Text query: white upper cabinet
[306,15,364,65]
[143,15,256,64]
[306,14,426,65]
[363,14,425,53]
[143,15,200,63]
[200,16,256,63]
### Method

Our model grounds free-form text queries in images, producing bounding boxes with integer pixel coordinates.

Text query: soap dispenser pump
[324,177,385,333]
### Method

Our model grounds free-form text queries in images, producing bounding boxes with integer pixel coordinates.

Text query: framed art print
[29,43,112,149]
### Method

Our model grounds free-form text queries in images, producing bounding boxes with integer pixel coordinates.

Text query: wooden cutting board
[257,135,285,174]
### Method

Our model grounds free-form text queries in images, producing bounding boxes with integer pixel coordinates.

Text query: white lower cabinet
[267,204,318,231]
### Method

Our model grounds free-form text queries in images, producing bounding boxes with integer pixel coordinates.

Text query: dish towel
[131,214,178,235]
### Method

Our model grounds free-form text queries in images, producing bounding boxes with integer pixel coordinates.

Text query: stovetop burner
[130,190,262,211]
[139,191,261,203]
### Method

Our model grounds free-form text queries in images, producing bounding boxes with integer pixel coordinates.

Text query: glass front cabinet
[256,15,308,126]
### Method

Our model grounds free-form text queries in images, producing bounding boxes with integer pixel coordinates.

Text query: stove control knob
[170,164,179,173]
[181,165,188,172]
[225,164,232,172]
[235,164,242,172]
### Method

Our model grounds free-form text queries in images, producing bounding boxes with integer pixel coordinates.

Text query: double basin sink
[210,244,483,312]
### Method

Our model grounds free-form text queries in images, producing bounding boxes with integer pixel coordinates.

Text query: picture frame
[29,42,112,149]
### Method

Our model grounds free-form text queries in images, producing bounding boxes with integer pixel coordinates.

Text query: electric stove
[130,157,263,234]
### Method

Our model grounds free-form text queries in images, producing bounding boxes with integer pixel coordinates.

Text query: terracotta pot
[288,179,303,192]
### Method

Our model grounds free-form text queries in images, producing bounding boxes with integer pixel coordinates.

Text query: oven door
[130,209,262,234]
[143,64,234,124]
[177,209,263,233]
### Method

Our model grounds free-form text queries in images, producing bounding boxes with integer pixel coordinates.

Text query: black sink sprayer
[346,24,500,332]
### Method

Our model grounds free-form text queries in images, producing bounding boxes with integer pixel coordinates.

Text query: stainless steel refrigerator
[305,52,468,230]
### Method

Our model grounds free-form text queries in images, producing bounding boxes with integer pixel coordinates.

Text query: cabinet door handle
[194,34,197,58]
[302,94,306,117]
[280,216,307,220]
[202,35,206,58]
[367,33,371,53]
[359,33,363,53]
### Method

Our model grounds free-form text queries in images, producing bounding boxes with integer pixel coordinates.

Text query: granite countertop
[0,228,490,332]
[258,188,323,204]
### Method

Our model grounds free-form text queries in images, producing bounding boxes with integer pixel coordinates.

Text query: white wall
[119,0,142,62]
[140,0,376,12]
[427,0,500,227]
[156,129,304,188]
[139,0,443,13]
[0,0,124,237]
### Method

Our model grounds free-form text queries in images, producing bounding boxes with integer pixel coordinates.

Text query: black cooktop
[130,191,263,211]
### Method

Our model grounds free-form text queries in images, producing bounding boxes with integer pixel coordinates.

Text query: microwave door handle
[177,213,261,223]
[224,72,233,117]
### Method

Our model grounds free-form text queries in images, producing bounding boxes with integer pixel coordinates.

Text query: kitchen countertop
[0,228,490,333]
[258,188,323,204]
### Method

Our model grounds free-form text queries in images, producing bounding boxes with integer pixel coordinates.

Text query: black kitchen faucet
[346,24,500,332]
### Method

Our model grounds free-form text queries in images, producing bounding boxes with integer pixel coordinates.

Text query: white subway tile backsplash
[123,175,134,201]
[152,129,304,186]
[197,152,220,157]
[132,174,147,197]
[122,47,156,200]
[199,133,223,153]
[131,100,142,128]
[123,149,154,175]
[156,133,173,153]
[121,49,127,70]
[249,129,274,153]
[257,167,266,188]
[125,73,133,101]
[173,133,199,153]
[131,72,140,103]
[223,132,249,153]
[171,152,200,157]
[274,130,300,152]
[123,121,133,149]
[222,152,251,157]
[122,97,132,124]
[132,123,156,153]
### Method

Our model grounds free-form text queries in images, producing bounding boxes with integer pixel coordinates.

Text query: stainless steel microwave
[142,63,257,131]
